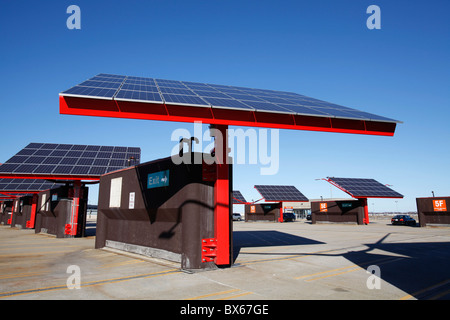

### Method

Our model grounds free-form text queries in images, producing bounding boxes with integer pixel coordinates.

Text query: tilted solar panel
[0,143,141,178]
[0,178,63,192]
[60,74,399,123]
[327,177,403,198]
[233,190,247,204]
[254,185,309,202]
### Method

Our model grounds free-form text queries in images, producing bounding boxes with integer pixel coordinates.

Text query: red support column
[362,198,369,225]
[27,194,38,228]
[279,203,284,223]
[214,125,231,266]
[8,199,16,225]
[68,181,82,236]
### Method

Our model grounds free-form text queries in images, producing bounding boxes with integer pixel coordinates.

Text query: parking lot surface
[0,218,449,300]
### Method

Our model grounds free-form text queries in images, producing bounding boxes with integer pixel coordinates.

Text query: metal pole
[69,181,82,236]
[213,125,231,266]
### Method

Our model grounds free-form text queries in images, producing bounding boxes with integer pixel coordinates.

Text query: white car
[232,213,242,221]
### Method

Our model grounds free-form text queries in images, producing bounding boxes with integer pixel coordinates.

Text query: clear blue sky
[1,1,449,212]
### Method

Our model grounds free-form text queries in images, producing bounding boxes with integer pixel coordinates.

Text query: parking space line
[185,289,240,300]
[295,264,360,280]
[306,267,361,282]
[400,279,450,300]
[241,248,340,265]
[429,289,450,300]
[217,291,254,300]
[296,257,404,282]
[0,245,79,251]
[0,268,181,299]
[99,259,145,269]
[0,250,76,258]
[0,271,49,280]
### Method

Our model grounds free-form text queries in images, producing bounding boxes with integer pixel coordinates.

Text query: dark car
[391,215,416,226]
[283,212,296,222]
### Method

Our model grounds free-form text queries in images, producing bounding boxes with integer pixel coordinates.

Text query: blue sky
[1,1,449,212]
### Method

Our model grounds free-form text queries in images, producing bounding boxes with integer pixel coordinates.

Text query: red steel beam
[8,199,16,225]
[0,174,100,181]
[0,191,40,195]
[67,181,82,236]
[27,194,38,229]
[213,125,231,266]
[279,204,284,223]
[60,96,397,137]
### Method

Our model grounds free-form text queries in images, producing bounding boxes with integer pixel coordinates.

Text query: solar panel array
[0,143,141,177]
[0,178,63,192]
[60,73,398,123]
[233,190,247,204]
[254,185,309,202]
[327,177,403,198]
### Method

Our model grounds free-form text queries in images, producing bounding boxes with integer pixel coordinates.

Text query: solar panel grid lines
[114,75,165,104]
[155,78,213,108]
[59,73,400,124]
[254,185,309,202]
[60,74,121,100]
[233,190,247,204]
[326,177,404,198]
[0,178,63,192]
[0,143,141,178]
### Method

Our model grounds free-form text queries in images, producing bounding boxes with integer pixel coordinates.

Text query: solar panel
[326,177,403,198]
[0,178,63,192]
[233,190,247,204]
[0,143,141,178]
[60,74,400,123]
[115,90,163,103]
[162,94,209,107]
[254,185,309,202]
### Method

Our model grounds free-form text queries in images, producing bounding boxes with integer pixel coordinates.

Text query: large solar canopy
[60,74,400,136]
[326,177,404,199]
[255,185,309,202]
[0,143,141,180]
[59,73,401,266]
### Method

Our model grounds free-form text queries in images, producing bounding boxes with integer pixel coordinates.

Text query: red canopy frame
[253,186,309,223]
[60,96,397,136]
[59,88,400,266]
[321,178,404,224]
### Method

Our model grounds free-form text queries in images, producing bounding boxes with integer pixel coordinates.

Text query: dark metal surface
[10,196,32,229]
[416,197,450,227]
[311,200,365,225]
[34,185,89,238]
[244,203,281,222]
[95,153,223,270]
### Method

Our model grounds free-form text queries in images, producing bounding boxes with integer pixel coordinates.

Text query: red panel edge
[354,196,404,199]
[0,191,40,194]
[60,96,397,136]
[0,174,100,181]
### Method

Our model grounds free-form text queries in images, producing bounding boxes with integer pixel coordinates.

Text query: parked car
[232,213,242,221]
[283,212,296,222]
[306,213,312,221]
[391,215,416,226]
